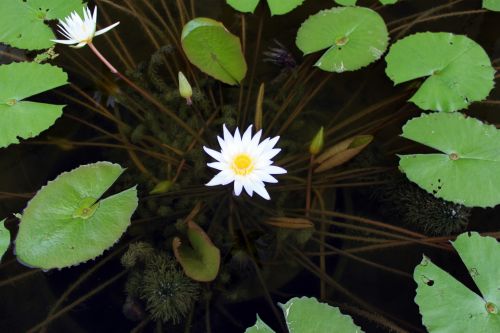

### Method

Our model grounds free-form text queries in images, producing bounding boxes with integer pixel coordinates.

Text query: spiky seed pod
[121,242,155,268]
[140,254,200,323]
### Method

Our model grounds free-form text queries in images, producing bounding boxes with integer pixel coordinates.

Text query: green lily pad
[245,315,275,333]
[385,32,495,112]
[181,18,247,85]
[0,62,67,148]
[414,232,500,333]
[173,221,221,282]
[15,162,138,270]
[399,112,500,208]
[245,296,364,332]
[483,0,500,11]
[0,219,10,261]
[226,0,304,15]
[296,7,389,72]
[335,0,397,5]
[0,0,84,50]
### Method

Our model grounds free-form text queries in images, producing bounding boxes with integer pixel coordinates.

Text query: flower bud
[178,71,193,105]
[309,127,324,155]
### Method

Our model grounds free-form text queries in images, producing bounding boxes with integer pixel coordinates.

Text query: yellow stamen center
[232,154,254,175]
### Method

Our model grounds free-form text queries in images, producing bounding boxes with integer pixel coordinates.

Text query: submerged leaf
[15,162,138,270]
[0,62,68,148]
[315,135,373,172]
[296,7,388,72]
[399,112,500,208]
[264,217,314,229]
[173,221,221,282]
[227,0,304,15]
[0,219,10,261]
[414,232,500,332]
[0,0,84,50]
[385,32,495,112]
[181,18,247,85]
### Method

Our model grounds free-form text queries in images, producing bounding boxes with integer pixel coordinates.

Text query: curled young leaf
[173,221,221,282]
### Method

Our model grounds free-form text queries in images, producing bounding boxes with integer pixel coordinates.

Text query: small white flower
[52,6,120,48]
[204,125,287,200]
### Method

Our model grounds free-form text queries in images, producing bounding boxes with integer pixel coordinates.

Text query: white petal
[206,171,234,186]
[240,177,254,197]
[252,182,271,200]
[265,165,287,174]
[253,171,278,183]
[223,124,233,145]
[217,135,227,152]
[207,162,226,171]
[233,127,242,145]
[52,39,79,45]
[233,181,243,196]
[260,148,281,161]
[242,125,253,144]
[95,22,120,36]
[249,129,262,151]
[203,146,224,162]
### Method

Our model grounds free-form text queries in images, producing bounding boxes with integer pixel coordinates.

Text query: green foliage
[245,296,364,332]
[0,62,67,148]
[0,0,84,50]
[399,112,500,208]
[483,0,500,11]
[227,0,304,15]
[335,0,397,5]
[173,221,221,282]
[15,162,138,270]
[122,244,200,324]
[296,7,388,72]
[181,18,247,85]
[414,232,500,332]
[385,32,495,112]
[0,219,10,261]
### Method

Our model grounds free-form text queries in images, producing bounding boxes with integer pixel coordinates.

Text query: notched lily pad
[0,219,10,261]
[0,62,68,148]
[296,7,389,72]
[0,0,84,50]
[399,112,500,208]
[15,162,138,270]
[245,296,364,332]
[385,32,495,112]
[181,18,247,85]
[414,232,500,333]
[227,0,304,15]
[173,221,221,282]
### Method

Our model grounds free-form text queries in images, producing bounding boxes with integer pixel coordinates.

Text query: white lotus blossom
[204,125,287,200]
[52,6,120,48]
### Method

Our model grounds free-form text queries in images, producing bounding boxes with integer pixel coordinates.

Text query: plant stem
[87,42,205,144]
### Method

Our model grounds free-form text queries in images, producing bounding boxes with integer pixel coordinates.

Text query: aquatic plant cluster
[0,0,499,332]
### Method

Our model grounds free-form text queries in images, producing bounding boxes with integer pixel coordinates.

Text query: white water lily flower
[52,6,120,48]
[204,125,287,200]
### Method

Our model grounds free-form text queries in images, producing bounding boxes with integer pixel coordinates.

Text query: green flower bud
[309,126,324,155]
[178,71,193,105]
